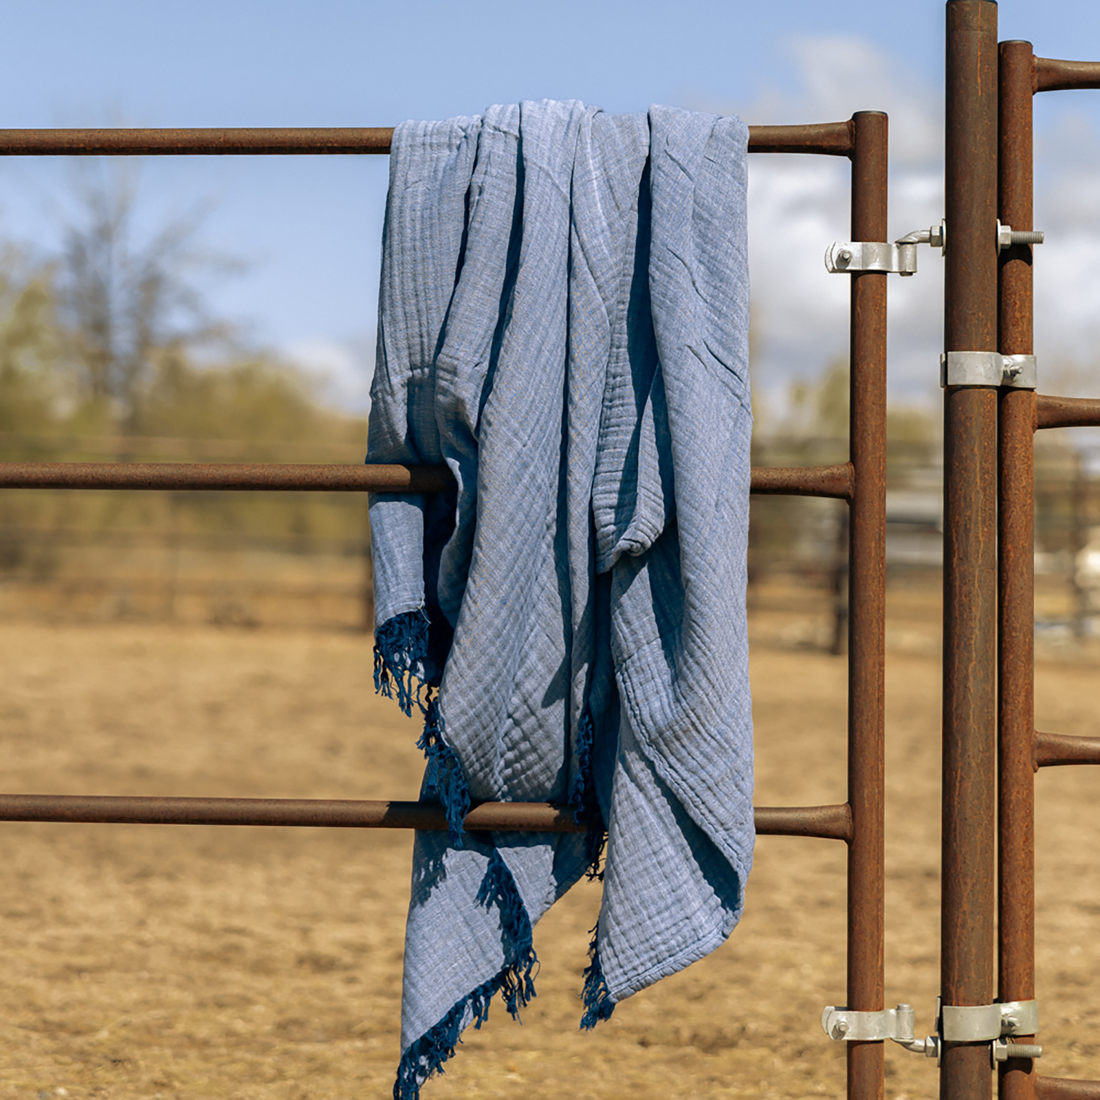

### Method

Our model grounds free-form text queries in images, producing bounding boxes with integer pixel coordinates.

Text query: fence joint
[823,998,1042,1066]
[940,351,1037,389]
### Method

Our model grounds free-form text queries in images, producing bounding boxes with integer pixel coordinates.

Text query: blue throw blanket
[368,100,754,1100]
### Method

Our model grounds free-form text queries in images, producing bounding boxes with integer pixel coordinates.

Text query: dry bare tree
[54,160,238,431]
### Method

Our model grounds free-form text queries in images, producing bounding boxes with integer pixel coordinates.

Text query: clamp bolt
[998,220,1045,254]
[993,1039,1043,1063]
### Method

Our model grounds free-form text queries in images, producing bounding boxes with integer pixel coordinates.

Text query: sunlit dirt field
[1,582,1098,1099]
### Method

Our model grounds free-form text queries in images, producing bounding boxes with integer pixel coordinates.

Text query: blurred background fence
[0,429,373,631]
[0,160,1096,648]
[3,422,1098,646]
[0,196,1094,644]
[749,424,1100,653]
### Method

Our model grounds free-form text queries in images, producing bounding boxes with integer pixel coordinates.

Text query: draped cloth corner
[367,99,755,1100]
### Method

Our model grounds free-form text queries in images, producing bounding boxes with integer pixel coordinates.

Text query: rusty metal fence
[1,5,1100,1099]
[994,28,1100,1100]
[0,117,891,1099]
[0,432,377,629]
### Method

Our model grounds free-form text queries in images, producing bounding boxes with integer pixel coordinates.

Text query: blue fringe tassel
[582,823,608,883]
[392,850,539,1100]
[374,609,431,717]
[567,711,594,820]
[567,710,607,881]
[579,924,615,1030]
[392,976,496,1100]
[475,849,539,1017]
[374,611,472,847]
[417,695,471,847]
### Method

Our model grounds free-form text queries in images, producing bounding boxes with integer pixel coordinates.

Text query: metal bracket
[822,1004,911,1042]
[895,221,947,275]
[941,1002,1005,1042]
[822,999,1041,1068]
[825,241,916,275]
[1001,354,1038,389]
[941,351,1037,389]
[826,222,946,277]
[821,1004,938,1057]
[940,1000,1042,1067]
[998,999,1040,1037]
[827,219,1042,276]
[940,997,1040,1041]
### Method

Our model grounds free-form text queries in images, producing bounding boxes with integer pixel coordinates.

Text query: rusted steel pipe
[747,121,854,157]
[0,122,854,159]
[943,4,1000,1099]
[0,460,853,499]
[998,40,1040,1100]
[0,127,396,155]
[1035,395,1100,430]
[0,794,849,840]
[942,209,1001,1100]
[1035,1079,1100,1100]
[1034,58,1100,93]
[843,109,889,1100]
[749,463,853,499]
[755,804,853,841]
[0,794,580,831]
[0,461,454,493]
[1033,731,1100,769]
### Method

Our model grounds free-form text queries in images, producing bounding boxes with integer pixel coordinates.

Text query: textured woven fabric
[367,100,754,1099]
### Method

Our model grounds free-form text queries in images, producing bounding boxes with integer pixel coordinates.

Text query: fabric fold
[368,99,753,1100]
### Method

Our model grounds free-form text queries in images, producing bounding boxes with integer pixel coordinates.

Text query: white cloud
[1033,120,1100,391]
[741,32,1100,411]
[284,35,1100,420]
[284,336,375,414]
[738,35,943,167]
[740,35,946,412]
[784,36,942,166]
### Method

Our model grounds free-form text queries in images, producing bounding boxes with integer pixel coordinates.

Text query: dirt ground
[1,584,1098,1099]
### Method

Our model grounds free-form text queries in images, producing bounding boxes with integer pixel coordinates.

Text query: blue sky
[2,2,1100,411]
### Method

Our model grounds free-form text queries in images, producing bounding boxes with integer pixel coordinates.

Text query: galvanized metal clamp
[825,240,916,275]
[941,351,1037,389]
[827,218,1042,277]
[822,1003,938,1057]
[825,222,945,277]
[822,998,1041,1067]
[941,999,1043,1066]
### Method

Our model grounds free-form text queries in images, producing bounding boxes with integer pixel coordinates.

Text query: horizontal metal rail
[1033,730,1100,769]
[0,127,396,156]
[1035,1076,1100,1100]
[746,121,853,157]
[749,463,853,499]
[1035,57,1100,93]
[0,121,854,159]
[0,461,452,493]
[0,794,852,841]
[1035,394,1100,430]
[0,460,854,498]
[748,802,852,840]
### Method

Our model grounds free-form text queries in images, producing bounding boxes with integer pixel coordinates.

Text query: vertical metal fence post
[943,3,1000,1100]
[846,110,889,1100]
[998,38,1040,1100]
